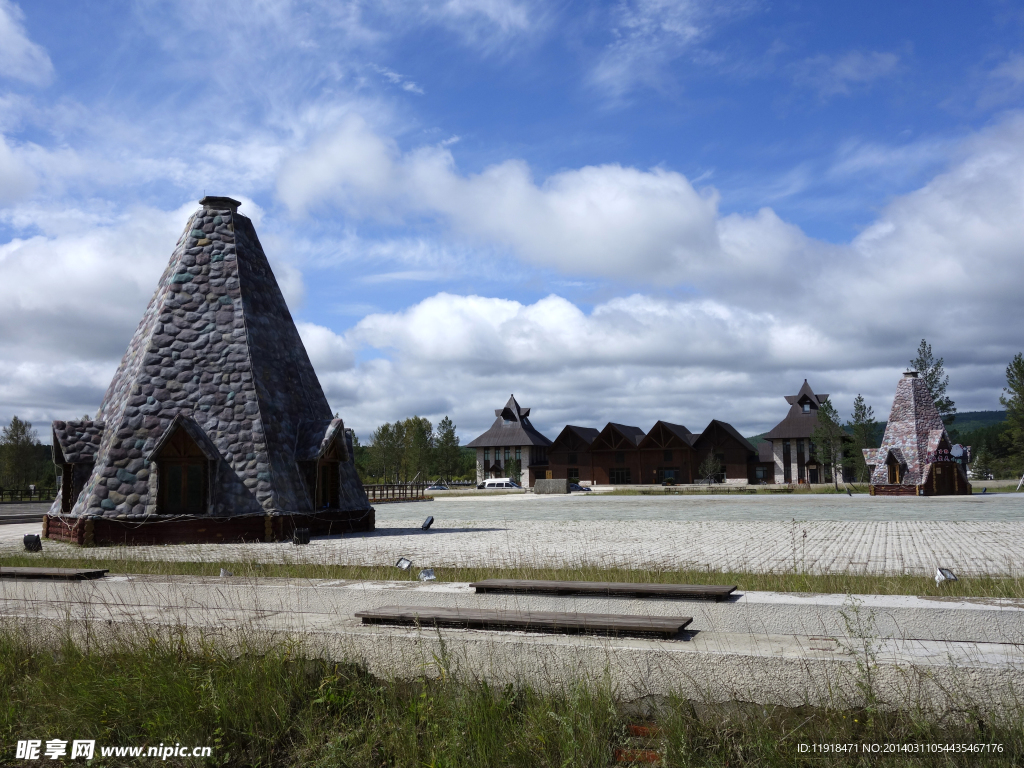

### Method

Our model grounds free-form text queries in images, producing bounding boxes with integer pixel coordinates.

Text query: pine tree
[847,394,878,482]
[910,339,956,425]
[0,416,40,490]
[811,399,846,490]
[999,352,1024,468]
[434,416,461,482]
[970,441,995,481]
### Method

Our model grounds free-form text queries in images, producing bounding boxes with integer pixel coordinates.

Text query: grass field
[1,623,1021,767]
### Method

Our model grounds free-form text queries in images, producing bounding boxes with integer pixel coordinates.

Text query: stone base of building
[869,482,972,497]
[42,508,375,547]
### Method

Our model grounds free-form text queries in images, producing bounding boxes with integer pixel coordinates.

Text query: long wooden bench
[469,579,736,601]
[0,567,109,581]
[355,606,692,639]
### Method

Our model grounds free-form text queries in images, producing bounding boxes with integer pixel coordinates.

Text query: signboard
[931,444,969,465]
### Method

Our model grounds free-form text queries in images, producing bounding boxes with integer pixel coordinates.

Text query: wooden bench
[355,606,692,639]
[469,579,736,601]
[0,567,109,581]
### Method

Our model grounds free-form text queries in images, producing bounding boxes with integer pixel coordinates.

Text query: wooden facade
[547,418,760,485]
[590,423,646,485]
[547,426,600,484]
[636,421,696,484]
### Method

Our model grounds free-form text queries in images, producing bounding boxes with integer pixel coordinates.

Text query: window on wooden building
[568,467,579,481]
[157,428,208,515]
[567,452,577,464]
[615,451,625,464]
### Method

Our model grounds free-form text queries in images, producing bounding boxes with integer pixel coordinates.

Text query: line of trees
[0,416,59,492]
[359,415,475,484]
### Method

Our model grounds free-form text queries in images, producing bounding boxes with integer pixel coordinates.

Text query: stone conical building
[46,196,373,545]
[863,371,970,496]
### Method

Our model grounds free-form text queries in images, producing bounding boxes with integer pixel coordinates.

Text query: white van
[481,478,521,489]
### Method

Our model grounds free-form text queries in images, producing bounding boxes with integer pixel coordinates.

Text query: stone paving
[4,492,1024,576]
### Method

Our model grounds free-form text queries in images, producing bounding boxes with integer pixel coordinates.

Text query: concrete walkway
[5,517,1024,576]
[2,575,1021,712]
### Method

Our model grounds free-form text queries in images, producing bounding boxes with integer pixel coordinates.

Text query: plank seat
[469,579,736,600]
[0,567,109,580]
[355,606,692,639]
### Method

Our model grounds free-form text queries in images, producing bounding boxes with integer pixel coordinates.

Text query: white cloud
[589,0,756,100]
[0,0,53,86]
[0,134,34,203]
[372,64,425,95]
[794,50,900,98]
[277,113,722,281]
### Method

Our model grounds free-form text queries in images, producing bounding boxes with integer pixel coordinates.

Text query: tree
[0,416,40,489]
[369,422,403,484]
[434,416,461,482]
[1000,353,1024,469]
[811,400,846,490]
[505,458,522,485]
[400,417,433,482]
[846,394,878,483]
[970,441,995,481]
[697,452,721,484]
[910,339,956,425]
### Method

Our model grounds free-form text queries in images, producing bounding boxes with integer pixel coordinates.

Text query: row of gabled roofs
[466,395,760,456]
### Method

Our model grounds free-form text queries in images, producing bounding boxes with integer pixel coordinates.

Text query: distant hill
[746,410,1006,443]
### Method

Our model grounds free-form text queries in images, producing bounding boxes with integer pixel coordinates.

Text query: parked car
[569,483,591,492]
[480,478,521,489]
[425,484,448,491]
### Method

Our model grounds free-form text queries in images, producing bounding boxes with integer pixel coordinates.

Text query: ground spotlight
[23,534,41,552]
[395,557,412,570]
[421,516,434,530]
[418,568,436,581]
[935,567,957,585]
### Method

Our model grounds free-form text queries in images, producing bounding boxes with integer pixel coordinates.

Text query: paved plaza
[4,493,1023,576]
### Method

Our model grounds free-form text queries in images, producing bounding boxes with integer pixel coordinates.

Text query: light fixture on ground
[421,516,434,530]
[395,557,412,570]
[418,568,436,581]
[293,528,311,545]
[935,567,958,586]
[23,534,41,552]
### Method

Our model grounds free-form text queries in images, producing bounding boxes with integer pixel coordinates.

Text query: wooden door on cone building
[158,428,208,514]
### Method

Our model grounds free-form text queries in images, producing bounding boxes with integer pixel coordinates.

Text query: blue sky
[2,0,1023,442]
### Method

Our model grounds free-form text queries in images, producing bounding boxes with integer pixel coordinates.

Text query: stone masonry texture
[50,198,370,522]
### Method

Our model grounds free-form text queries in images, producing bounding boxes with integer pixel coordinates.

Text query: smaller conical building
[863,371,971,496]
[45,196,373,545]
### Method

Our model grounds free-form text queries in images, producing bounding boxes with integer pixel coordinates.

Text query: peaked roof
[466,394,553,448]
[550,425,601,450]
[50,196,368,520]
[865,371,951,486]
[765,380,830,440]
[592,422,646,450]
[693,419,758,454]
[638,421,696,450]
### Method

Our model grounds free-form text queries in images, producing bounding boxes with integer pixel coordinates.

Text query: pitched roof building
[864,371,970,495]
[466,394,552,486]
[46,196,372,545]
[763,380,830,483]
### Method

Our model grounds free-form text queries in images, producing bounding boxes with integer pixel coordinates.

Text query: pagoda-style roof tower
[863,371,970,496]
[46,196,372,545]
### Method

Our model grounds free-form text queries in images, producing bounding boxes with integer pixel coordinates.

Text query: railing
[0,489,57,503]
[364,483,427,503]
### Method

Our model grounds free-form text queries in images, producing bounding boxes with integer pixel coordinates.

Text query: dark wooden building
[590,423,646,485]
[637,421,697,484]
[547,425,601,484]
[545,418,763,485]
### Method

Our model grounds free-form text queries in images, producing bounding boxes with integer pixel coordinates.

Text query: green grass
[4,551,1023,599]
[0,626,1020,767]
